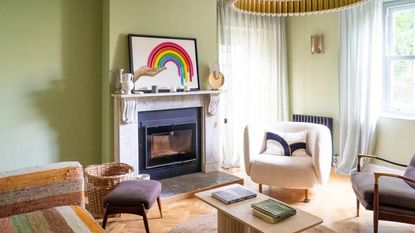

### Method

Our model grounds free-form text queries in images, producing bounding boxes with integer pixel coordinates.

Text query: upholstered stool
[101,180,162,233]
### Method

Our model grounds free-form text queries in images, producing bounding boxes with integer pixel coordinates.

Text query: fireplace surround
[113,91,222,178]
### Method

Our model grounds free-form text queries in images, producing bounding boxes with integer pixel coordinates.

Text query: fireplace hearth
[138,108,201,179]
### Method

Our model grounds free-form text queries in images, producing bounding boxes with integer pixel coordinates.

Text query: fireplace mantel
[112,90,223,124]
[112,90,224,176]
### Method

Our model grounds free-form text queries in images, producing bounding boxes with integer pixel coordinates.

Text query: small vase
[122,73,134,94]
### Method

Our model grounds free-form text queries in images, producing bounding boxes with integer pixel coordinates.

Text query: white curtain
[218,0,289,169]
[337,0,383,173]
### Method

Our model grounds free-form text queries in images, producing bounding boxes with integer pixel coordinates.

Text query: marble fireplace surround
[112,90,223,176]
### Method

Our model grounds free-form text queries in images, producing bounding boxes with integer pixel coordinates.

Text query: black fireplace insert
[138,108,201,179]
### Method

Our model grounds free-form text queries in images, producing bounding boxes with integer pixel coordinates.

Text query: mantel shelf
[112,90,225,99]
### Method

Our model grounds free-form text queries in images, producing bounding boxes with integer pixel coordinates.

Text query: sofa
[0,162,105,232]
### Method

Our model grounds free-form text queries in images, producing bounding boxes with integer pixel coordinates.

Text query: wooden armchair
[351,154,415,233]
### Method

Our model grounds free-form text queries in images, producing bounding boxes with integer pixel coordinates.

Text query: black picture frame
[128,34,200,92]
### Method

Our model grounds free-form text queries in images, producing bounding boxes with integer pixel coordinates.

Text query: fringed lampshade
[231,0,370,16]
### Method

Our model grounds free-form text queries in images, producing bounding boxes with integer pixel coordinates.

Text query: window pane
[389,59,415,112]
[391,6,415,56]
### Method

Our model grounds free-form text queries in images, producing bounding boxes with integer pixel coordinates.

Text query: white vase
[122,73,134,94]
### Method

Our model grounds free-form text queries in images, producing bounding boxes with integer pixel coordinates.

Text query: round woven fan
[208,62,224,90]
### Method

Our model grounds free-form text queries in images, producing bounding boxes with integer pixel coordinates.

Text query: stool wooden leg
[356,198,360,217]
[141,204,150,233]
[157,196,163,218]
[102,203,110,229]
[259,184,262,193]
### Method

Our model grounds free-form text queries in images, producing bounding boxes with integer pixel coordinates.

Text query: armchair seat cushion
[351,172,415,211]
[249,153,318,189]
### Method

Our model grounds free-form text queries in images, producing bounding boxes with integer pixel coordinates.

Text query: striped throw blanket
[0,162,84,218]
[0,206,105,233]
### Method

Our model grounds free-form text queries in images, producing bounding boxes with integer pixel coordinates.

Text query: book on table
[211,186,257,204]
[251,199,296,223]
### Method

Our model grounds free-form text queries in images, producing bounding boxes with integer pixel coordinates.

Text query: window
[384,1,415,116]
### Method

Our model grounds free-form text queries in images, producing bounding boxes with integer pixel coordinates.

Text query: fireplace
[138,108,201,179]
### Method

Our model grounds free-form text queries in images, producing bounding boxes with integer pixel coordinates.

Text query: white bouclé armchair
[244,122,332,202]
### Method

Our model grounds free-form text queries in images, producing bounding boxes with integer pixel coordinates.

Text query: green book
[251,199,296,220]
[252,208,279,223]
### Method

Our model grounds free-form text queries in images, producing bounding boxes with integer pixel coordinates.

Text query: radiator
[292,114,336,166]
[292,114,333,137]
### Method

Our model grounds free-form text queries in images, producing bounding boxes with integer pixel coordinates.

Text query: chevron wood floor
[104,169,415,233]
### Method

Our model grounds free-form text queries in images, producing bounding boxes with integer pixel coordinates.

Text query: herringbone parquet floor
[104,169,415,233]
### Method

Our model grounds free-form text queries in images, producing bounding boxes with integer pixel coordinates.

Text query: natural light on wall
[384,1,415,117]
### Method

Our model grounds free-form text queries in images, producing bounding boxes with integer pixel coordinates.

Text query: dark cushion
[104,180,161,209]
[351,172,415,211]
[404,154,415,189]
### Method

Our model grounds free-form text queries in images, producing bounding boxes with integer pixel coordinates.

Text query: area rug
[169,213,336,233]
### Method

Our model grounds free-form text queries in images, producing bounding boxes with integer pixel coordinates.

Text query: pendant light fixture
[231,0,370,16]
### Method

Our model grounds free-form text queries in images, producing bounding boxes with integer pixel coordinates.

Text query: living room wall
[287,13,415,164]
[286,14,340,155]
[0,0,102,171]
[101,0,218,162]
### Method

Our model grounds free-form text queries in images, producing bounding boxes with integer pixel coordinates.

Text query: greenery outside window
[384,1,415,117]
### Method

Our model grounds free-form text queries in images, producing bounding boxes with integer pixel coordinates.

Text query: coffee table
[195,184,323,233]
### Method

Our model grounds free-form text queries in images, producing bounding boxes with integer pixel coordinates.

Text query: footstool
[101,180,162,233]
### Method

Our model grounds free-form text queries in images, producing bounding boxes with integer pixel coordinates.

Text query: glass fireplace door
[144,123,197,169]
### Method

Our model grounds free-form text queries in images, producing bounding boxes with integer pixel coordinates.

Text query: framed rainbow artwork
[128,34,200,92]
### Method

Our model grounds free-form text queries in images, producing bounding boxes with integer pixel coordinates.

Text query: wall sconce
[311,34,324,54]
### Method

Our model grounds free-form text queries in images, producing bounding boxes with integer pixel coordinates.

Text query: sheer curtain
[218,0,289,169]
[337,0,383,173]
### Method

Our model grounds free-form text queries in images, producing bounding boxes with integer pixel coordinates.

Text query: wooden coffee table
[195,184,323,233]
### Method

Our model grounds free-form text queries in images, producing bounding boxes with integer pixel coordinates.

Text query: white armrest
[307,124,332,184]
[244,125,266,175]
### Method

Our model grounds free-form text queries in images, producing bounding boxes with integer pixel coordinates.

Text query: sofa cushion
[404,154,415,189]
[351,172,415,211]
[104,180,161,209]
[0,206,104,233]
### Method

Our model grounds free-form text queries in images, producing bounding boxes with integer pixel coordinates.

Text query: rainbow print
[147,42,194,86]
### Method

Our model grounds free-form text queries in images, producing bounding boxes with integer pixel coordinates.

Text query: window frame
[383,0,415,117]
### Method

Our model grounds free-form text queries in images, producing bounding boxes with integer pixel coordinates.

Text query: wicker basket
[85,162,134,218]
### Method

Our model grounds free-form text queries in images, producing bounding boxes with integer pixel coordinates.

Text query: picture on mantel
[128,34,200,92]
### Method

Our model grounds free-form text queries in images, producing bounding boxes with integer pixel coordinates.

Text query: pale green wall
[375,118,415,164]
[0,0,102,171]
[286,14,340,155]
[287,13,415,164]
[101,0,218,162]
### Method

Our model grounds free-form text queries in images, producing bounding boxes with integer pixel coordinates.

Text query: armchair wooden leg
[374,183,379,233]
[303,189,310,203]
[356,198,360,217]
[157,196,163,218]
[259,184,262,193]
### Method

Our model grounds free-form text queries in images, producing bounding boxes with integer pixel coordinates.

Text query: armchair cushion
[250,153,317,189]
[404,154,415,189]
[351,172,415,211]
[264,131,307,156]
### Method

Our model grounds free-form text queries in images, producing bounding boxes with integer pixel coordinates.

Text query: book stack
[251,199,297,223]
[211,186,257,204]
